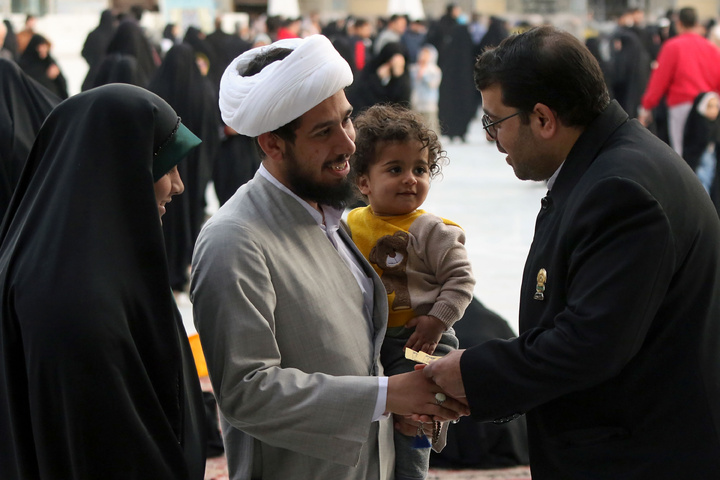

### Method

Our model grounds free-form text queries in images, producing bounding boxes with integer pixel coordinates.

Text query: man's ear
[257,132,285,161]
[532,103,559,140]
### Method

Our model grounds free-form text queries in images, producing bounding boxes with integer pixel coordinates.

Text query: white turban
[219,34,353,137]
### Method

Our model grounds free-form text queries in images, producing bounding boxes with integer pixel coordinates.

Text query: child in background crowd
[410,44,442,135]
[346,104,475,480]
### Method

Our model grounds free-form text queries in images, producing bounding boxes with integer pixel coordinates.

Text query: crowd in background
[584,6,720,215]
[4,3,720,288]
[3,1,720,314]
[2,3,510,297]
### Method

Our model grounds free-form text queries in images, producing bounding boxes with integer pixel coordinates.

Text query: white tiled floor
[177,117,547,337]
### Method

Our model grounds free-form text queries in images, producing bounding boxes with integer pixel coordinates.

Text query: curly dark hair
[350,104,448,195]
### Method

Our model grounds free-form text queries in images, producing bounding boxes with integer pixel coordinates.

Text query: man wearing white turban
[191,35,468,480]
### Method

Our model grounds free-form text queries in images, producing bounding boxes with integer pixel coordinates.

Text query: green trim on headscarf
[152,120,202,182]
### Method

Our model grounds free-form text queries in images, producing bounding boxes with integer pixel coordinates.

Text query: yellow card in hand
[405,347,441,364]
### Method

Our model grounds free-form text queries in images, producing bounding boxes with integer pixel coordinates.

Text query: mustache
[323,154,350,167]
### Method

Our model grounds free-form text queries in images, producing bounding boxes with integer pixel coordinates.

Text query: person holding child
[192,35,468,480]
[347,104,475,480]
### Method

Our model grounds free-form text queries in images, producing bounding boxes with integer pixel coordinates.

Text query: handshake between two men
[387,349,469,436]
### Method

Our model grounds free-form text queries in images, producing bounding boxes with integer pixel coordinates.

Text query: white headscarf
[219,34,353,137]
[697,91,720,119]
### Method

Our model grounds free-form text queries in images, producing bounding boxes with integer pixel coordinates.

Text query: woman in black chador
[2,20,19,60]
[83,19,158,90]
[81,9,118,71]
[346,41,412,115]
[149,43,220,291]
[183,25,223,88]
[211,125,261,206]
[436,22,477,142]
[17,34,68,99]
[0,84,207,479]
[0,58,60,220]
[86,52,144,88]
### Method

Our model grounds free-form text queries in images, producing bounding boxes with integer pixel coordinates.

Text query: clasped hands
[386,349,469,434]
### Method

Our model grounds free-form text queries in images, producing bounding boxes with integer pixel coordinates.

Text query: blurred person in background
[610,9,651,119]
[86,53,144,89]
[160,23,182,57]
[427,3,461,49]
[83,19,159,90]
[468,12,487,46]
[0,58,60,219]
[302,11,322,37]
[639,7,720,157]
[1,19,18,60]
[18,34,67,99]
[374,14,407,55]
[435,14,477,142]
[277,17,302,40]
[81,9,118,72]
[410,44,442,134]
[183,25,223,87]
[15,14,36,55]
[206,16,252,84]
[402,19,427,64]
[347,41,411,115]
[149,43,221,293]
[0,21,14,60]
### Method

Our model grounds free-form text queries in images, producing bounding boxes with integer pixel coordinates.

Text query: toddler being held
[346,104,475,480]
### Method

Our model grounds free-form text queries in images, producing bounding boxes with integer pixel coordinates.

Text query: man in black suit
[424,25,720,479]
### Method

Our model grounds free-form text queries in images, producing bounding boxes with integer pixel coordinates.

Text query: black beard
[284,148,355,209]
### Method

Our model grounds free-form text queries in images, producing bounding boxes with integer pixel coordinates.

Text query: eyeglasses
[481,111,521,139]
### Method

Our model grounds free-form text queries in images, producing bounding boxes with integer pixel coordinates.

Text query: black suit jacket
[461,101,720,479]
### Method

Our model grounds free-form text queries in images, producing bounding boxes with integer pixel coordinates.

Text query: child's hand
[404,315,445,355]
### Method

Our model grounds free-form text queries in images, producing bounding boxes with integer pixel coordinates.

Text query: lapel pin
[534,268,547,301]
